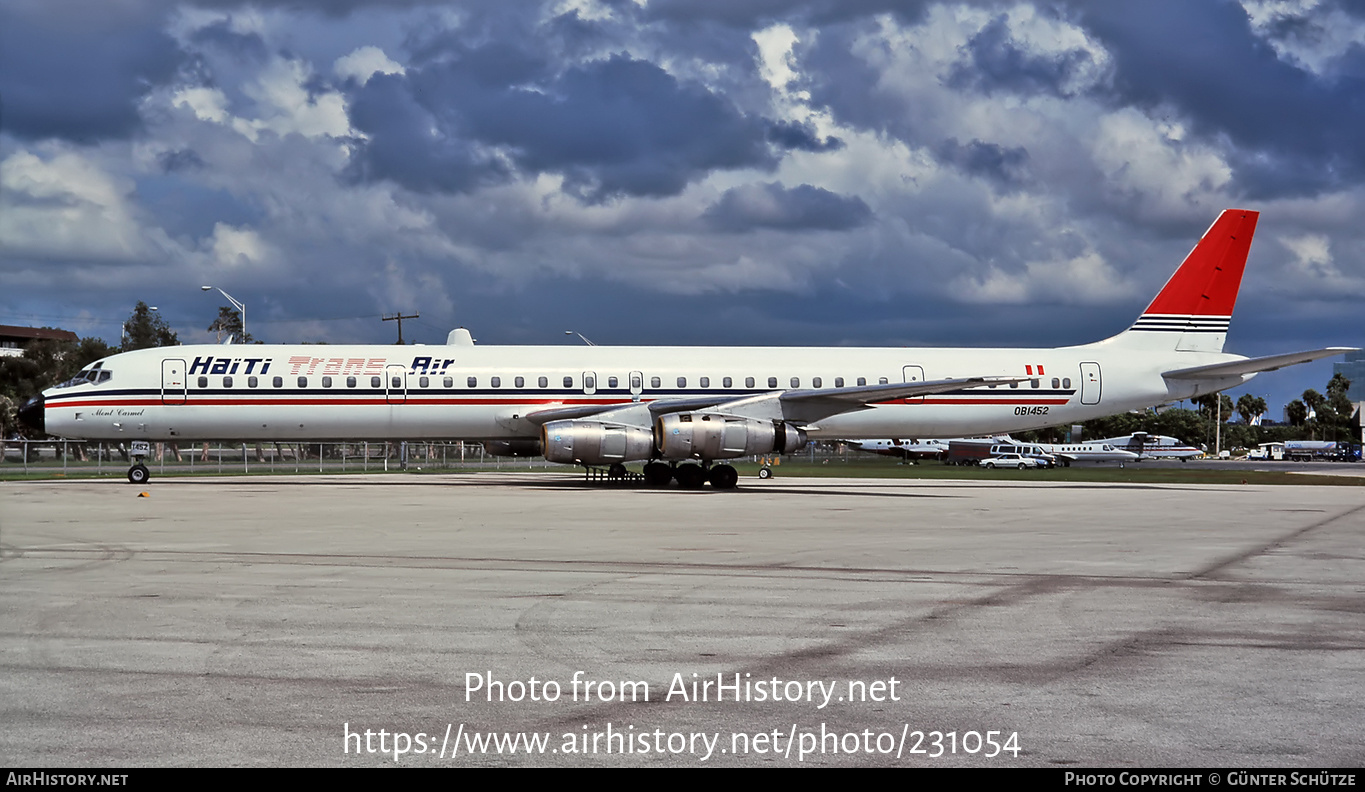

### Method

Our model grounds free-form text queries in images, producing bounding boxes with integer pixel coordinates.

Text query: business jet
[1086,433,1203,460]
[17,209,1353,488]
[850,436,1138,466]
[1026,442,1140,466]
[847,438,952,461]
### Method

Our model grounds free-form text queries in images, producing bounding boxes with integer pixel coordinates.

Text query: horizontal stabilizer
[1163,348,1357,380]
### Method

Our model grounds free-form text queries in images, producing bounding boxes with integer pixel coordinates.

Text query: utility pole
[382,312,419,345]
[1216,394,1221,457]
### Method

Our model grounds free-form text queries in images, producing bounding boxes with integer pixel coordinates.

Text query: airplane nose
[17,394,45,434]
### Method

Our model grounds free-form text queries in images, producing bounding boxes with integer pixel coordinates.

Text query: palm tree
[1236,394,1266,425]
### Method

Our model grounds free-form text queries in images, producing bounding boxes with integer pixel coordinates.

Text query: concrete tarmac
[2,473,1363,767]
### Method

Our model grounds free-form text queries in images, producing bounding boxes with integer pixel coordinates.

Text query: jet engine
[541,420,655,465]
[655,413,807,460]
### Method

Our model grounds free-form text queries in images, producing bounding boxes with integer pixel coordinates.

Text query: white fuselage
[39,338,1245,443]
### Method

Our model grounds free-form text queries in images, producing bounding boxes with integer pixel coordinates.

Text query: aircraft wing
[526,376,1026,427]
[760,376,1025,423]
[1163,347,1357,380]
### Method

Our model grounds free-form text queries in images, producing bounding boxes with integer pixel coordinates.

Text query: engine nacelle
[541,420,655,466]
[655,413,807,460]
[483,440,543,457]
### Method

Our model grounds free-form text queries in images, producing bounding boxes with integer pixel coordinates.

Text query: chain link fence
[0,439,572,477]
[1,438,865,479]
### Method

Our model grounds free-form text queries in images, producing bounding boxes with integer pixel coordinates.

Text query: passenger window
[298,376,308,388]
[723,377,732,388]
[608,376,618,388]
[468,377,477,388]
[1010,381,1019,389]
[223,376,233,388]
[768,377,777,388]
[630,374,641,389]
[248,376,258,388]
[371,376,381,388]
[1051,378,1060,389]
[677,377,687,388]
[1063,378,1072,388]
[391,376,401,388]
[273,376,283,388]
[347,376,357,388]
[198,376,208,388]
[745,377,754,388]
[1031,379,1039,388]
[879,377,889,385]
[585,375,595,389]
[322,376,332,388]
[515,376,524,388]
[813,377,822,388]
[857,377,866,386]
[651,376,661,388]
[835,377,844,388]
[700,377,709,388]
[539,376,548,388]
[564,376,573,388]
[491,377,501,388]
[420,376,430,388]
[791,377,800,388]
[443,377,452,388]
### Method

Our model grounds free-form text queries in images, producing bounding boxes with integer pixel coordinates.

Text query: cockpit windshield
[54,361,112,389]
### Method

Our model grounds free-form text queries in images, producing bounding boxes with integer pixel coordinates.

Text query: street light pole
[201,286,246,343]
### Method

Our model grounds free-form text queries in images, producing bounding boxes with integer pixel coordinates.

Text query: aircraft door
[902,365,925,403]
[582,371,597,395]
[162,359,187,405]
[1080,362,1102,405]
[385,364,407,405]
[629,371,643,402]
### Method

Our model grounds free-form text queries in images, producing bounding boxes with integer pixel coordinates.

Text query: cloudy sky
[2,0,1362,415]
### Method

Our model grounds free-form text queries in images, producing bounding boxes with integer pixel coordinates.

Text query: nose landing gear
[126,441,151,484]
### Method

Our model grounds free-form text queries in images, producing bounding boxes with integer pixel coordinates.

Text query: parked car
[982,453,1040,469]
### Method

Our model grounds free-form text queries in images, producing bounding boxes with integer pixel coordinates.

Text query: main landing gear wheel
[643,462,673,487]
[708,464,739,490]
[607,462,628,479]
[758,467,773,479]
[674,463,706,490]
[128,464,150,484]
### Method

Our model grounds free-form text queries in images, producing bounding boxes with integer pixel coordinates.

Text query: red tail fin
[1117,209,1259,353]
[1143,209,1258,317]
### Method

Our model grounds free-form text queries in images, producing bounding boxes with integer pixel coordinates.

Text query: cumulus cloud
[347,51,783,201]
[951,250,1135,305]
[0,4,184,142]
[703,182,872,232]
[0,150,163,262]
[334,45,405,85]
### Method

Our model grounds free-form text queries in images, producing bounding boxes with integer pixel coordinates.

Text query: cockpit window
[55,365,113,389]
